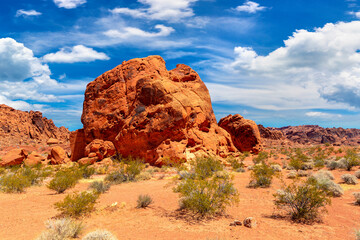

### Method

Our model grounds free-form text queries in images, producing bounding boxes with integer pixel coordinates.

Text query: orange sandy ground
[0,169,359,240]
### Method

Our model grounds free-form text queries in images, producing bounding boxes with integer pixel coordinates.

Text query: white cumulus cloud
[15,9,42,17]
[104,24,174,39]
[227,21,360,110]
[53,0,86,9]
[235,1,266,13]
[110,0,198,22]
[43,45,109,63]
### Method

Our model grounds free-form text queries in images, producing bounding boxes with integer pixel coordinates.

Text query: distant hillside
[0,104,69,147]
[258,124,360,145]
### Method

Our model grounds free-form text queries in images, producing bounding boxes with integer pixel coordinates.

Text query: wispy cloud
[305,112,342,118]
[53,0,86,9]
[15,9,42,17]
[43,45,109,63]
[234,1,266,14]
[110,0,198,22]
[104,24,174,39]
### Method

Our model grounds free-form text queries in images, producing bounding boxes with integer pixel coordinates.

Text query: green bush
[342,149,360,171]
[228,156,245,170]
[88,181,111,194]
[252,152,268,164]
[48,169,81,194]
[289,157,304,171]
[0,173,31,193]
[20,166,52,186]
[54,191,99,218]
[82,229,118,240]
[249,163,276,188]
[105,159,145,184]
[36,218,83,240]
[80,165,95,179]
[174,158,238,217]
[136,194,153,208]
[327,161,338,170]
[173,157,238,216]
[274,179,331,223]
[356,229,360,240]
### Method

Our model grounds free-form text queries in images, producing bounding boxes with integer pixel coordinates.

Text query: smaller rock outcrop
[48,146,69,165]
[84,139,116,161]
[0,149,28,166]
[258,124,284,140]
[24,151,45,166]
[219,114,262,154]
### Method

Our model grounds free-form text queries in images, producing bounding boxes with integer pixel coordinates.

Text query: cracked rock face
[78,55,236,165]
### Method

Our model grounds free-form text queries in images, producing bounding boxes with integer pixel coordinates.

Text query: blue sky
[1,0,360,131]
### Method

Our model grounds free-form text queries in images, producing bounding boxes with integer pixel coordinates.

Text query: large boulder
[70,129,86,161]
[77,55,236,165]
[0,149,28,166]
[48,146,69,165]
[219,114,262,154]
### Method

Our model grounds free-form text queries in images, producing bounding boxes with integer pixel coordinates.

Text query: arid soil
[0,155,359,240]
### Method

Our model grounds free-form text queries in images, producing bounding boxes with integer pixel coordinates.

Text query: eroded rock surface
[77,55,236,165]
[219,114,262,154]
[0,104,69,147]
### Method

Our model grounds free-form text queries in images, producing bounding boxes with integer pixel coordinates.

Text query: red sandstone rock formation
[75,55,236,165]
[0,149,28,166]
[258,125,284,140]
[0,104,69,147]
[219,114,262,154]
[259,125,360,146]
[48,146,70,165]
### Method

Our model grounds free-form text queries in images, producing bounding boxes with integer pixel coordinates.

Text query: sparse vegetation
[308,172,344,197]
[173,157,238,216]
[48,169,81,194]
[54,191,99,218]
[105,158,145,184]
[88,181,111,194]
[342,149,360,171]
[341,174,358,185]
[249,162,276,188]
[136,194,153,208]
[353,192,360,205]
[0,173,31,193]
[36,218,83,240]
[82,229,118,240]
[274,179,331,223]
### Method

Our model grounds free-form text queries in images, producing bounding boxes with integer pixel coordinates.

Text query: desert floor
[0,167,359,240]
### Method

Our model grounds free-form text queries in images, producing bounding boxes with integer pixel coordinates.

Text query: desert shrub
[308,172,343,197]
[356,229,360,240]
[135,171,152,181]
[136,194,153,208]
[235,167,246,173]
[342,150,360,171]
[341,174,358,185]
[354,192,360,205]
[82,229,118,240]
[80,165,95,179]
[228,156,245,170]
[173,157,238,216]
[48,169,80,194]
[0,173,31,193]
[192,156,223,179]
[36,218,83,240]
[249,163,275,188]
[355,170,360,179]
[289,157,304,171]
[287,171,297,179]
[20,166,52,186]
[54,191,99,218]
[327,161,338,170]
[274,179,331,223]
[88,181,111,194]
[297,170,310,177]
[105,159,145,184]
[253,152,268,164]
[301,161,314,170]
[270,164,282,172]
